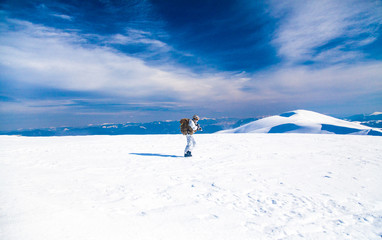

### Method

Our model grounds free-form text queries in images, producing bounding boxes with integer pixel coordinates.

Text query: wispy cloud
[247,62,382,102]
[0,18,249,108]
[50,13,73,21]
[1,12,381,118]
[271,0,382,64]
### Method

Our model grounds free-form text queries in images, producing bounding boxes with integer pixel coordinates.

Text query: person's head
[192,114,200,122]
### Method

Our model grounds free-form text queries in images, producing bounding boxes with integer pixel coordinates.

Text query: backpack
[180,118,194,135]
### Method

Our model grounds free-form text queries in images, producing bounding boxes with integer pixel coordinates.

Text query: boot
[184,151,192,157]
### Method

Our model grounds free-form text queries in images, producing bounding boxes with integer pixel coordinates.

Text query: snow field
[0,134,381,240]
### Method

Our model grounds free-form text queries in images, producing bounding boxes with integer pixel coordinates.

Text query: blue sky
[1,0,382,130]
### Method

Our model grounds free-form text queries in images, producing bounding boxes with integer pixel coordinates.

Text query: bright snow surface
[219,110,382,135]
[1,134,382,240]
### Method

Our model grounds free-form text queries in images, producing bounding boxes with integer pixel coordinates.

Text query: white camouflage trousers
[184,134,196,153]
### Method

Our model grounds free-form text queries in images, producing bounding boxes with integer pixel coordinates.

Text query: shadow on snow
[130,153,183,158]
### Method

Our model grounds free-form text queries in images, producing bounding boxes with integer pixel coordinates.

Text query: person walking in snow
[180,114,202,157]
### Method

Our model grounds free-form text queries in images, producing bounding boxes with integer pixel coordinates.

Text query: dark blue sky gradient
[149,0,279,71]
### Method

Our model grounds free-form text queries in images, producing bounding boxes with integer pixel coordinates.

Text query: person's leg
[187,135,196,156]
[185,135,192,155]
[191,135,196,150]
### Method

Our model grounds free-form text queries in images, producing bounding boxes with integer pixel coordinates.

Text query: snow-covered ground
[1,134,381,240]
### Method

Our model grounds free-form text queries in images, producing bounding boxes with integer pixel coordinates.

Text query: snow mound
[220,110,382,136]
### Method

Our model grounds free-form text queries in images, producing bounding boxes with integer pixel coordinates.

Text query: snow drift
[219,110,382,136]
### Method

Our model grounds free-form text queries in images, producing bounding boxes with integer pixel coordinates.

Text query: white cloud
[270,0,382,63]
[0,19,249,106]
[1,15,381,119]
[245,62,382,105]
[106,29,168,50]
[51,13,73,21]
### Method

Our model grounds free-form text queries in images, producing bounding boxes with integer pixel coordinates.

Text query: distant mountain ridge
[1,110,381,136]
[0,118,258,136]
[344,112,382,129]
[219,110,382,136]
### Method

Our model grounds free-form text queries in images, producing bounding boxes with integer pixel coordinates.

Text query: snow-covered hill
[1,134,381,240]
[220,110,382,136]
